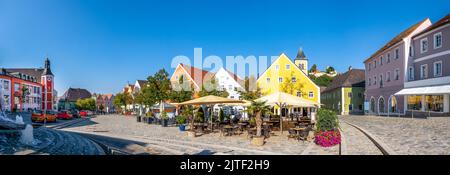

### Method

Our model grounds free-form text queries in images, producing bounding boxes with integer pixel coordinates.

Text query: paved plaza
[340,115,450,155]
[64,115,339,155]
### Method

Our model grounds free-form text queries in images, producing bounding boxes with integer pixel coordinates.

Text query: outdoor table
[222,125,234,136]
[292,127,308,141]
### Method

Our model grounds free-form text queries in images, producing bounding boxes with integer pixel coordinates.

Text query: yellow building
[257,49,320,116]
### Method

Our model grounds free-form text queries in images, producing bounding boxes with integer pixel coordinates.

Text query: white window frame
[434,32,442,49]
[394,48,400,59]
[266,77,270,83]
[380,56,383,65]
[308,91,314,98]
[278,77,283,83]
[368,63,371,71]
[275,65,279,70]
[409,45,414,57]
[374,76,377,85]
[395,69,400,80]
[420,38,428,53]
[292,77,297,83]
[387,53,391,63]
[374,60,377,68]
[368,78,371,86]
[434,61,443,77]
[408,66,414,81]
[297,91,302,97]
[420,64,428,79]
[286,64,290,70]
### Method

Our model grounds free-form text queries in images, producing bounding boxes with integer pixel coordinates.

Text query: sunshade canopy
[395,85,450,95]
[178,95,244,105]
[255,92,319,107]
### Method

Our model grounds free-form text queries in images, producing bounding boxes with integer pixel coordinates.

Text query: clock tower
[41,58,54,111]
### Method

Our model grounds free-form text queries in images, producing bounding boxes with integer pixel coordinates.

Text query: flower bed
[314,130,341,147]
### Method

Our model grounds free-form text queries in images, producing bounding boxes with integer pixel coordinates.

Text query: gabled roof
[61,88,92,102]
[323,69,365,93]
[224,69,245,87]
[364,18,430,63]
[413,14,450,38]
[4,68,44,82]
[178,63,214,88]
[136,80,148,88]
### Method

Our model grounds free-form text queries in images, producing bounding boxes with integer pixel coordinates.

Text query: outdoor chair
[287,129,299,140]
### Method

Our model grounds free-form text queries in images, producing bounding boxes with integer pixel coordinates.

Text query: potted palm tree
[247,100,271,146]
[176,115,187,131]
[161,111,169,127]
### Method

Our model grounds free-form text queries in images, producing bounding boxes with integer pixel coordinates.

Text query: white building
[214,68,246,117]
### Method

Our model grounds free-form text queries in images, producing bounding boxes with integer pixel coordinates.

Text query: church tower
[41,58,54,111]
[294,48,308,74]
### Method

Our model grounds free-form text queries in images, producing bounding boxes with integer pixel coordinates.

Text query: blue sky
[0,0,449,94]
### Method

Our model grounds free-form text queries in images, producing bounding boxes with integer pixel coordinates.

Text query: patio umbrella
[178,95,244,132]
[255,92,320,134]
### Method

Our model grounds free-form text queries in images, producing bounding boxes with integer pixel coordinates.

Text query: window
[348,92,352,98]
[14,83,20,92]
[286,64,290,70]
[374,76,377,85]
[407,95,422,110]
[374,60,377,68]
[420,38,428,53]
[434,61,442,77]
[434,32,442,49]
[395,48,399,59]
[395,69,400,80]
[386,71,391,82]
[368,78,371,86]
[300,64,305,70]
[275,65,279,70]
[292,77,297,83]
[308,91,314,98]
[425,95,444,112]
[408,67,414,80]
[278,77,283,83]
[368,63,371,71]
[379,74,383,88]
[409,46,414,57]
[349,104,353,111]
[380,56,383,65]
[420,64,428,79]
[266,78,270,83]
[3,80,9,90]
[387,53,391,63]
[4,95,9,104]
[297,91,302,97]
[228,85,233,91]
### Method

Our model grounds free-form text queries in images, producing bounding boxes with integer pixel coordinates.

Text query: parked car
[87,110,94,116]
[70,109,80,118]
[79,110,88,117]
[57,110,73,120]
[31,110,57,123]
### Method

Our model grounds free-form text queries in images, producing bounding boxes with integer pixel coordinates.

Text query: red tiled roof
[179,63,214,88]
[364,18,430,63]
[413,14,450,38]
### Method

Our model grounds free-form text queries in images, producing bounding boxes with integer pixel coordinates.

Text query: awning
[395,84,450,95]
[255,92,319,107]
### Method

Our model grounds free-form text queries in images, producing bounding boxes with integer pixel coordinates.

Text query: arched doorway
[378,97,385,114]
[370,97,376,114]
[389,96,397,113]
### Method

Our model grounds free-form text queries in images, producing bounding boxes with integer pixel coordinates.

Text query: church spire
[42,57,54,76]
[295,47,307,60]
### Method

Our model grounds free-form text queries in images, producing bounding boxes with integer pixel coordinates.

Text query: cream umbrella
[179,95,244,132]
[255,92,320,134]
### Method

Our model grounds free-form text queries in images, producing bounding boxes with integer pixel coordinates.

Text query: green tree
[326,66,335,74]
[76,98,96,111]
[310,74,333,87]
[247,101,272,137]
[170,75,194,103]
[141,69,172,115]
[99,104,105,112]
[238,76,262,100]
[113,92,132,112]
